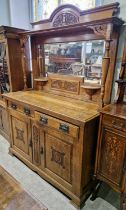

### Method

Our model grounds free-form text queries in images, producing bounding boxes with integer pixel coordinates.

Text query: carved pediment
[52,12,79,27]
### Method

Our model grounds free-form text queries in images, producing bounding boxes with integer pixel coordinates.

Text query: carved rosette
[15,127,24,143]
[53,12,79,27]
[51,147,65,169]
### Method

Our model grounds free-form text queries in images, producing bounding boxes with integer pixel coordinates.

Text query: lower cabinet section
[8,108,99,207]
[0,105,9,140]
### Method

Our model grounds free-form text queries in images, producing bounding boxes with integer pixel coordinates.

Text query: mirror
[0,43,10,94]
[44,40,105,84]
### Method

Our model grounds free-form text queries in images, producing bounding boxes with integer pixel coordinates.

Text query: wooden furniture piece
[0,26,31,140]
[93,104,126,210]
[3,3,124,208]
[93,39,126,210]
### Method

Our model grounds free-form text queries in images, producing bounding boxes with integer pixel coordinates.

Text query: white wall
[0,0,31,29]
[9,0,31,29]
[0,0,11,26]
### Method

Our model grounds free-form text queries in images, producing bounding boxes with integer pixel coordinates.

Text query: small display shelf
[81,84,101,100]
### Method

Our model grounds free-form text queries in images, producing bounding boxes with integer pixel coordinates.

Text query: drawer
[8,101,34,117]
[102,114,126,132]
[35,111,79,139]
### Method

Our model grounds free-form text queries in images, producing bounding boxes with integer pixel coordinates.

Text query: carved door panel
[98,127,126,188]
[32,123,44,170]
[1,107,9,135]
[44,133,73,184]
[10,111,32,162]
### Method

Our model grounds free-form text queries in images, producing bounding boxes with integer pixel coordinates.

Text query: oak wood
[94,103,126,210]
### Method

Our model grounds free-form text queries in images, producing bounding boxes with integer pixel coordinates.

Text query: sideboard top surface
[101,103,126,120]
[3,91,99,124]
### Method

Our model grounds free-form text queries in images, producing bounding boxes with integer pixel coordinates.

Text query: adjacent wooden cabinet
[94,104,126,209]
[0,26,31,140]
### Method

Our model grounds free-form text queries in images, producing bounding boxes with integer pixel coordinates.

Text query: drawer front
[8,101,34,117]
[102,114,126,132]
[35,111,79,139]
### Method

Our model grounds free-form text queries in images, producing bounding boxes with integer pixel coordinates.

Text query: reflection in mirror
[0,43,10,94]
[44,40,105,84]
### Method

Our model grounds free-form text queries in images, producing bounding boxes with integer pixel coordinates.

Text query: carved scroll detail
[15,127,24,143]
[33,125,40,165]
[53,12,79,27]
[51,79,79,93]
[64,81,78,92]
[51,147,65,168]
[89,24,107,37]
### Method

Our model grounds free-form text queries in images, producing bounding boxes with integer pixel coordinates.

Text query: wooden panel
[8,100,34,117]
[98,127,126,187]
[35,111,79,139]
[10,110,32,162]
[103,114,126,132]
[45,134,73,184]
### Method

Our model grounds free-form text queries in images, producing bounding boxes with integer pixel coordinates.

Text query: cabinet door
[98,127,126,188]
[10,110,32,162]
[0,106,9,135]
[44,133,73,184]
[32,123,73,184]
[32,123,44,169]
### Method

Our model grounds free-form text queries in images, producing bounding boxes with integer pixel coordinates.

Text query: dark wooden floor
[0,166,47,210]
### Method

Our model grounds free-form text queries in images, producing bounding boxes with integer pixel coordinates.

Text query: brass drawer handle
[40,147,44,154]
[11,103,17,110]
[59,123,69,133]
[24,107,30,115]
[112,120,124,130]
[39,116,48,125]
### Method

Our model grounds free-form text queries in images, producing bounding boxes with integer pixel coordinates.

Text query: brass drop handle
[24,107,30,115]
[11,103,17,110]
[39,116,48,125]
[112,119,124,130]
[29,140,32,148]
[59,123,69,133]
[40,147,44,154]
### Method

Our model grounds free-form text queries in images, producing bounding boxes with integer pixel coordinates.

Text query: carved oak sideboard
[3,2,124,208]
[4,88,99,207]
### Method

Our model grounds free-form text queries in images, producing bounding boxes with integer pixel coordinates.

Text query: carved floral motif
[51,79,79,93]
[51,147,65,169]
[15,127,24,143]
[89,24,107,37]
[53,12,79,27]
[101,130,125,183]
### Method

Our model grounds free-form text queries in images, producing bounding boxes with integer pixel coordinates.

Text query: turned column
[101,23,113,107]
[37,45,45,77]
[20,35,29,90]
